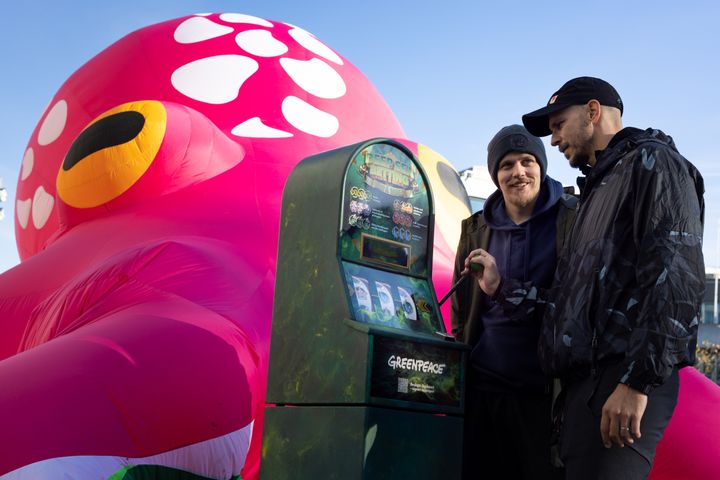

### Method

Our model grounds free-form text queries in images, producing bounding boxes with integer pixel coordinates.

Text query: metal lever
[437,275,468,307]
[437,263,483,307]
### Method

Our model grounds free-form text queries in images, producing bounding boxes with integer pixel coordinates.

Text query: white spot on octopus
[231,117,293,138]
[174,17,234,44]
[279,57,346,99]
[32,185,54,229]
[288,28,343,65]
[171,55,259,104]
[219,13,273,27]
[21,148,34,181]
[282,96,338,138]
[235,29,288,57]
[37,100,67,146]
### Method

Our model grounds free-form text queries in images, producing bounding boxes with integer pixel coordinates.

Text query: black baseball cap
[522,76,623,137]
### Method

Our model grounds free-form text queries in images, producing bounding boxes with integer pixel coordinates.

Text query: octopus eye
[57,101,166,208]
[63,111,145,171]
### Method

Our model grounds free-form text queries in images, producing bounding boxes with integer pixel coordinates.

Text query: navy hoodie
[469,176,563,392]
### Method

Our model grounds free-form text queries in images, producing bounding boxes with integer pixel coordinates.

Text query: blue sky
[0,1,718,272]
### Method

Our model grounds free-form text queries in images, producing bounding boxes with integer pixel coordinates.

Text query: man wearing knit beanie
[487,124,548,188]
[452,124,576,479]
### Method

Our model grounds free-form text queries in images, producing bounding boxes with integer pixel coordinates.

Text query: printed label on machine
[370,335,461,408]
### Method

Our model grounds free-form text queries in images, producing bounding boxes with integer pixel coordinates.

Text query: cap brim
[521,103,569,137]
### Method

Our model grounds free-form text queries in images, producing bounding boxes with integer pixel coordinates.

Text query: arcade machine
[261,139,467,479]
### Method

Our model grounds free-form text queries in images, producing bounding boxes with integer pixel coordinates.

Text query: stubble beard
[569,151,590,169]
[506,183,539,212]
[568,118,593,169]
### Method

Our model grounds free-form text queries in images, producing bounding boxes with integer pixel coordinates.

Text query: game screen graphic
[340,143,430,277]
[342,262,441,335]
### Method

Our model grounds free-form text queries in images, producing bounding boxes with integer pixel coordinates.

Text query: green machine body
[261,139,467,479]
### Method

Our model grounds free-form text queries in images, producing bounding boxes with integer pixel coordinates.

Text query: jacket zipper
[589,268,600,379]
[591,328,598,379]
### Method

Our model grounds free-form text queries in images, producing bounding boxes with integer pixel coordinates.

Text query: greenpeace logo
[387,355,446,375]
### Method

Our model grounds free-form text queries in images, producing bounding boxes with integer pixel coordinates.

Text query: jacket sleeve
[493,275,551,322]
[450,221,468,340]
[619,144,705,394]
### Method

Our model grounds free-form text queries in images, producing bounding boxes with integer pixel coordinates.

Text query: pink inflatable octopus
[0,13,468,479]
[0,12,717,480]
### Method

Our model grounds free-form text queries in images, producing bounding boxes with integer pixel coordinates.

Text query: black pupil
[63,111,146,171]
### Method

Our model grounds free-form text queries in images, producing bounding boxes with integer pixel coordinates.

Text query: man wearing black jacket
[467,77,705,479]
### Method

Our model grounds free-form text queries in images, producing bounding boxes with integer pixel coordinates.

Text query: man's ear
[587,99,602,125]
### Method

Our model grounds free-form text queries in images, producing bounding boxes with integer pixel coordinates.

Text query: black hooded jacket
[497,128,705,394]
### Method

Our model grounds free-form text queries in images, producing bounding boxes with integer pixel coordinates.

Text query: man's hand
[600,383,648,448]
[461,248,500,296]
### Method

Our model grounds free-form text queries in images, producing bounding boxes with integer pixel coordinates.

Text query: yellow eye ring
[57,100,166,208]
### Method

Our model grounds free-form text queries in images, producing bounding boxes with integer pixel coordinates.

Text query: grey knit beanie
[487,124,547,186]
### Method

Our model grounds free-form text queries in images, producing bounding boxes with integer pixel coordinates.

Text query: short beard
[569,152,590,169]
[569,116,593,169]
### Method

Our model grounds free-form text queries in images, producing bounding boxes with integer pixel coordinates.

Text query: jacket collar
[594,127,644,174]
[577,127,644,197]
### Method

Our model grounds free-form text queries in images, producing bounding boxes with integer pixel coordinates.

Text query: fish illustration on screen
[352,276,373,312]
[375,281,395,317]
[397,286,417,321]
